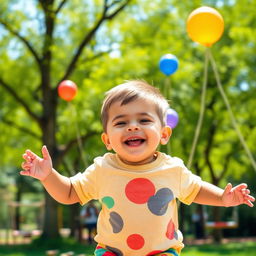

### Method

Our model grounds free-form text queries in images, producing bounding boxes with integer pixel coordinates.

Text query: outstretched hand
[21,145,53,181]
[222,183,255,207]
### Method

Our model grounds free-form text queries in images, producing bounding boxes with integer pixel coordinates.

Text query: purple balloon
[166,108,179,128]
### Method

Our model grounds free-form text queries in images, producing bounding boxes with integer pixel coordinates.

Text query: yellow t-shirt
[70,152,202,256]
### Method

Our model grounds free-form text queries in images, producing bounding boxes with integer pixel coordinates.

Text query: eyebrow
[111,112,154,123]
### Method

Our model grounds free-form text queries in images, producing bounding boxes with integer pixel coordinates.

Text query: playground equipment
[6,201,44,244]
[205,207,238,229]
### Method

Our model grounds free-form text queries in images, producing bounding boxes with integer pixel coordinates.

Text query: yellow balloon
[187,6,224,47]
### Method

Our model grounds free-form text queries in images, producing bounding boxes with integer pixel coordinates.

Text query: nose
[127,121,140,131]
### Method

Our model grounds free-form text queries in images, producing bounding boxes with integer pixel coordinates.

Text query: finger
[233,183,248,191]
[20,170,30,176]
[42,145,51,160]
[21,162,32,170]
[25,149,38,161]
[244,189,250,195]
[245,200,254,207]
[21,162,28,169]
[22,154,32,162]
[241,188,247,195]
[223,183,232,195]
[245,195,255,202]
[21,161,28,168]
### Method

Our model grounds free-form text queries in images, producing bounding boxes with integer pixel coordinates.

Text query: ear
[101,133,112,150]
[160,126,172,145]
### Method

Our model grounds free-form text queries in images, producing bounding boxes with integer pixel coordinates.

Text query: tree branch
[0,19,41,66]
[79,49,112,65]
[1,116,41,140]
[55,0,68,14]
[58,130,100,160]
[60,0,130,82]
[219,152,232,182]
[0,77,40,123]
[60,18,105,82]
[105,0,131,20]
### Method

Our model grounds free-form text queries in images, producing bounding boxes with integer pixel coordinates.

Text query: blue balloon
[159,54,179,76]
[166,108,179,128]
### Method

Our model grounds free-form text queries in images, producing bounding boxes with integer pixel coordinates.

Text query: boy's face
[101,98,171,165]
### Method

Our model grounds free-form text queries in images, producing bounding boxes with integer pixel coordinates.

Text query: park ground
[0,236,256,256]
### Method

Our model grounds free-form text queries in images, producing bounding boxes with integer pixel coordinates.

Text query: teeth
[125,138,145,144]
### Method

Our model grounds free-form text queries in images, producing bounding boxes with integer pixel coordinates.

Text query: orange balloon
[58,80,77,101]
[187,6,224,47]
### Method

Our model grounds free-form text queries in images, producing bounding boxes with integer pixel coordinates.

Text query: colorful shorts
[95,244,179,256]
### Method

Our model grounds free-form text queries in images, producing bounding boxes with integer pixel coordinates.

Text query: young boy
[21,80,254,256]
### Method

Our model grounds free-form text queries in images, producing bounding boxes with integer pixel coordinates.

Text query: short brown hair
[101,80,169,132]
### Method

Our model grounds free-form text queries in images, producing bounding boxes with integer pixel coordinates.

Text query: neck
[118,153,158,166]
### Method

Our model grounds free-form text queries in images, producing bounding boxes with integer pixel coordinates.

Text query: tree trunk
[69,203,81,240]
[212,206,223,243]
[40,88,60,238]
[179,203,186,237]
[14,190,21,230]
[197,204,206,239]
[41,192,60,238]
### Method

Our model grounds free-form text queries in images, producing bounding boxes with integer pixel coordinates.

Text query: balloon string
[165,76,171,100]
[69,102,88,167]
[165,76,171,155]
[208,51,256,173]
[187,47,210,169]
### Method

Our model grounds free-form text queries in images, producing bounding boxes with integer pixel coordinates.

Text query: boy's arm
[21,145,80,205]
[41,169,80,204]
[193,181,255,207]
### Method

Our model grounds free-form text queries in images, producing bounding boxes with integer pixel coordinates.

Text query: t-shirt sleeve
[70,163,98,205]
[177,163,202,205]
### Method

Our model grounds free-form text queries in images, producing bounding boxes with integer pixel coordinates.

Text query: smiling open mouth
[125,138,145,146]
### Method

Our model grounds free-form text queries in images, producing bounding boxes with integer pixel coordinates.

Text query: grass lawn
[0,240,255,255]
[182,241,256,256]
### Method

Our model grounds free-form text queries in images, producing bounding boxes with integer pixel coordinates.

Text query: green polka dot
[102,196,115,209]
[95,248,107,256]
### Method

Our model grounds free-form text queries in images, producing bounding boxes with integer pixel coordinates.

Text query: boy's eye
[140,119,151,123]
[114,121,126,126]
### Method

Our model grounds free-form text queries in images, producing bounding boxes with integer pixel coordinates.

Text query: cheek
[109,131,122,144]
[147,126,162,136]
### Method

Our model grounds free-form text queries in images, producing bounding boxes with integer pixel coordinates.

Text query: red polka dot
[166,219,175,240]
[125,178,155,204]
[146,250,163,255]
[127,234,145,250]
